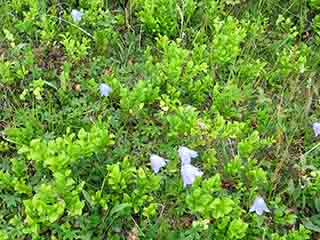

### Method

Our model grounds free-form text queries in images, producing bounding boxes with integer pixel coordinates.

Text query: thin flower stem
[302,141,320,158]
[47,15,94,39]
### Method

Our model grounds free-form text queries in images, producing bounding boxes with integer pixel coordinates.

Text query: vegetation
[1,0,320,239]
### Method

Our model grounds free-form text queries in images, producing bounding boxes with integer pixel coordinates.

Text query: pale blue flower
[71,9,84,22]
[99,83,112,97]
[181,164,203,187]
[178,146,198,166]
[150,154,168,173]
[313,122,320,137]
[249,196,270,215]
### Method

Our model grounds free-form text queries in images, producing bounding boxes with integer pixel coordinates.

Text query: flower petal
[313,122,320,137]
[150,154,168,173]
[71,9,84,22]
[256,208,263,216]
[181,164,203,187]
[178,146,198,166]
[99,83,112,97]
[249,196,270,215]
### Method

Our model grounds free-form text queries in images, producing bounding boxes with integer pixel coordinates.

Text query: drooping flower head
[99,83,112,97]
[249,196,270,215]
[313,122,320,137]
[178,146,198,166]
[150,154,168,173]
[181,164,203,187]
[71,9,84,22]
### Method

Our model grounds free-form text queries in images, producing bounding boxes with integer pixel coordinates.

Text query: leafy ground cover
[1,0,320,239]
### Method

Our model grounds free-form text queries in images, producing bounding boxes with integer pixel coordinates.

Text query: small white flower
[71,9,84,22]
[181,164,203,187]
[249,196,270,215]
[313,122,320,137]
[99,83,112,97]
[150,154,168,173]
[178,146,198,166]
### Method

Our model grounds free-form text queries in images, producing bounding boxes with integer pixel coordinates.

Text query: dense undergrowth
[1,0,320,239]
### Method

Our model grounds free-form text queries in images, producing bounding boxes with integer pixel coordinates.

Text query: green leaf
[210,197,234,219]
[302,217,320,232]
[109,203,131,218]
[227,219,248,239]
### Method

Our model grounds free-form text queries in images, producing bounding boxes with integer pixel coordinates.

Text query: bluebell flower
[71,9,84,22]
[150,154,168,173]
[181,164,203,187]
[313,122,320,137]
[249,196,270,215]
[178,146,198,166]
[99,83,112,97]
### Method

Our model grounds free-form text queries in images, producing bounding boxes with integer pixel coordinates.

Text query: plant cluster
[1,0,320,239]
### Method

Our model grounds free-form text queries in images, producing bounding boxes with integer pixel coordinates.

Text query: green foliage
[212,16,246,65]
[0,59,14,84]
[145,36,211,105]
[227,218,248,239]
[61,34,90,63]
[20,124,111,172]
[104,159,161,216]
[0,0,319,239]
[310,0,320,10]
[135,0,178,36]
[120,79,159,117]
[211,81,242,118]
